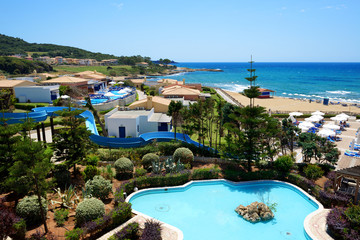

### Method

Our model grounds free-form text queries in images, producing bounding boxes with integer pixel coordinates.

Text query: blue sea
[151,62,360,103]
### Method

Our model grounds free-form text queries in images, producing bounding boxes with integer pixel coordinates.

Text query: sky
[0,0,359,62]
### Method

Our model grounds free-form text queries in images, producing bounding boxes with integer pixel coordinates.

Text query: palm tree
[167,100,183,140]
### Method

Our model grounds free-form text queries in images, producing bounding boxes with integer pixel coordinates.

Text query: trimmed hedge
[85,175,112,200]
[16,195,48,225]
[142,153,159,171]
[75,198,105,226]
[173,147,194,165]
[14,103,49,110]
[192,167,221,180]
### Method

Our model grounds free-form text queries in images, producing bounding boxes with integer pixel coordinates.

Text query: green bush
[85,175,112,200]
[142,153,159,171]
[134,168,147,177]
[14,103,48,111]
[16,195,48,225]
[112,202,132,226]
[192,166,221,180]
[345,203,360,225]
[173,147,194,165]
[223,169,279,181]
[274,155,293,175]
[114,157,134,179]
[304,164,324,180]
[65,228,83,240]
[54,209,69,227]
[86,155,99,166]
[53,164,71,189]
[75,198,105,226]
[11,219,26,240]
[82,165,100,182]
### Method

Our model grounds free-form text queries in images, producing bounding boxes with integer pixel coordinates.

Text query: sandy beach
[225,90,360,115]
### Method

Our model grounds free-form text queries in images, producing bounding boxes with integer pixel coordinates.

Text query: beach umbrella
[356,119,360,122]
[118,81,124,85]
[289,112,303,116]
[323,124,340,130]
[336,113,350,119]
[60,95,70,99]
[299,121,314,128]
[318,129,335,137]
[311,111,325,116]
[109,81,116,85]
[298,125,310,132]
[288,115,297,123]
[331,116,347,122]
[305,115,323,122]
[104,92,116,97]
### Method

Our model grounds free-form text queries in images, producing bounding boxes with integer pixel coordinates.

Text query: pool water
[83,90,129,105]
[128,180,320,240]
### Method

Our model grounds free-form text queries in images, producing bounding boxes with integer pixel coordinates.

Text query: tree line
[0,56,53,75]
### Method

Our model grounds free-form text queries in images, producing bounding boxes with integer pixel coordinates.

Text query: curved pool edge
[125,179,324,240]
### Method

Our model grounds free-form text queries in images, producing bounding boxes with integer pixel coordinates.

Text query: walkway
[305,209,334,240]
[214,88,242,106]
[136,90,147,100]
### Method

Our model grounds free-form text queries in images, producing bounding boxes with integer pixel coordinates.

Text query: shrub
[86,155,99,166]
[11,219,26,240]
[304,164,324,180]
[114,222,139,240]
[140,219,162,240]
[114,157,134,179]
[16,195,48,225]
[318,163,335,175]
[327,207,360,240]
[75,198,105,226]
[53,164,71,188]
[83,165,100,182]
[319,191,351,208]
[65,228,84,240]
[0,204,18,240]
[134,168,147,177]
[101,165,115,181]
[274,155,293,175]
[173,147,194,165]
[142,153,159,171]
[192,166,221,180]
[85,175,112,200]
[54,209,69,227]
[345,203,360,226]
[111,202,132,226]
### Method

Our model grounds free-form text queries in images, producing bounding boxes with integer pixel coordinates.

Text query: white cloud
[113,2,124,10]
[300,9,305,13]
[322,4,347,10]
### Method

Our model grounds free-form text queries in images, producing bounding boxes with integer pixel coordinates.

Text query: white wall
[14,87,56,103]
[106,116,140,138]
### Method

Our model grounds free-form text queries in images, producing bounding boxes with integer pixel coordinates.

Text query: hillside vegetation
[0,34,152,64]
[0,56,53,75]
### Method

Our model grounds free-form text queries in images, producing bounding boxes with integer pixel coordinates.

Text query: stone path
[305,209,334,240]
[214,88,242,106]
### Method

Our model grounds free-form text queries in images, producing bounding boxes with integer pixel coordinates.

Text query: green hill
[0,34,152,64]
[0,56,53,75]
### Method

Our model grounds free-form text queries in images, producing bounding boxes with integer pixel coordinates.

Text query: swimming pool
[128,180,322,240]
[82,89,131,105]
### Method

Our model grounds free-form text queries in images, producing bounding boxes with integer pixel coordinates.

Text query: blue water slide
[0,111,48,124]
[2,106,208,150]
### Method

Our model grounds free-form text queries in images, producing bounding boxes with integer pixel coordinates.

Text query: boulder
[235,201,274,223]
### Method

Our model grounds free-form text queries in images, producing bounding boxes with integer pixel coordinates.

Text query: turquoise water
[129,180,319,240]
[152,62,360,103]
[84,91,127,105]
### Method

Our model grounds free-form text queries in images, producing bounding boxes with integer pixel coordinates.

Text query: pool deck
[304,209,334,240]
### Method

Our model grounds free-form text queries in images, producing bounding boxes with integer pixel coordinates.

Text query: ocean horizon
[149,62,360,104]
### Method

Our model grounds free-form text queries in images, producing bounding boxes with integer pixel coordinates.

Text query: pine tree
[7,138,53,232]
[0,122,21,190]
[52,107,95,175]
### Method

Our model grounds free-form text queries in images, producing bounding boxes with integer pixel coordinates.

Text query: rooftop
[41,76,88,84]
[162,85,201,96]
[0,80,37,88]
